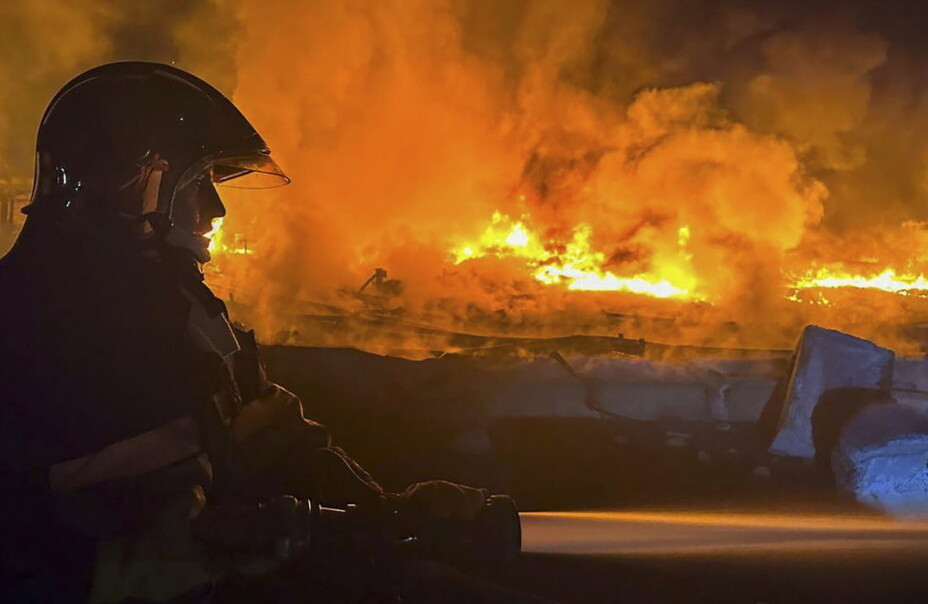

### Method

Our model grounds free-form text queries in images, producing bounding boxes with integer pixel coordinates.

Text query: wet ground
[506,509,928,603]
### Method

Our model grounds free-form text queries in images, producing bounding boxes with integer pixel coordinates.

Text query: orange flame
[452,212,699,299]
[207,217,254,256]
[454,214,928,305]
[789,267,928,296]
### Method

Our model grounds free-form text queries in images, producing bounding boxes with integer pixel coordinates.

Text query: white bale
[486,357,595,418]
[833,403,928,518]
[893,358,928,391]
[892,389,928,414]
[585,357,779,422]
[769,325,894,459]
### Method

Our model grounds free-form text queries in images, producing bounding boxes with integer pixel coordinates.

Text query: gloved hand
[399,480,487,521]
[191,495,310,561]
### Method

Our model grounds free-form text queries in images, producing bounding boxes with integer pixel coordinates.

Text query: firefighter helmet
[25,61,288,235]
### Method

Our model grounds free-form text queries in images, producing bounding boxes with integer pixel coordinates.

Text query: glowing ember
[786,291,832,306]
[790,267,928,295]
[453,212,698,299]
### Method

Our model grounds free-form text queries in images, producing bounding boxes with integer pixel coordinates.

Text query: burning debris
[5,2,928,355]
[20,1,923,354]
[452,211,697,298]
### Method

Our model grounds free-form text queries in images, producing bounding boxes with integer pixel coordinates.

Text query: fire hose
[191,493,522,574]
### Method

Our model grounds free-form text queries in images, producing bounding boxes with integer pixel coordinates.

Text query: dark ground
[510,548,928,603]
[261,346,928,602]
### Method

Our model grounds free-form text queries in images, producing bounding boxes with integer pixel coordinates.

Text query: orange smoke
[5,1,928,353]
[191,0,928,354]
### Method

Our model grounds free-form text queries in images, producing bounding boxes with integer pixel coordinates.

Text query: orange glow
[790,267,928,297]
[453,214,928,306]
[207,217,254,256]
[196,2,928,354]
[452,212,699,299]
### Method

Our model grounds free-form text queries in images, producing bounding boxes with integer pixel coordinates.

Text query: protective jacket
[0,223,343,602]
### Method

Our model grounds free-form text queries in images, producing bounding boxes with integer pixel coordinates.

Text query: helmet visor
[211,154,290,189]
[174,151,290,196]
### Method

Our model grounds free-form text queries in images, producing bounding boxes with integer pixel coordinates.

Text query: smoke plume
[5,0,928,352]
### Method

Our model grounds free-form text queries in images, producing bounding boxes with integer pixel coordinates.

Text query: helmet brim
[174,151,290,196]
[211,154,290,189]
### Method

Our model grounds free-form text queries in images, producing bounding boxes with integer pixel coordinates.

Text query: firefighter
[0,62,491,603]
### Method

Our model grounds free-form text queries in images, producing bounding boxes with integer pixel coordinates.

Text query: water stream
[520,510,928,556]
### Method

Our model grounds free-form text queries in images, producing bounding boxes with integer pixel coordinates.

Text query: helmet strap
[119,152,170,236]
[139,211,173,238]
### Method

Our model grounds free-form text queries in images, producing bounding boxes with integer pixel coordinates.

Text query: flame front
[789,267,928,296]
[452,213,928,305]
[453,212,698,299]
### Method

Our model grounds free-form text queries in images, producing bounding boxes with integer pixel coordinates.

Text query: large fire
[451,211,697,299]
[1,1,928,357]
[3,0,913,354]
[204,186,928,355]
[210,209,928,307]
[441,210,928,305]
